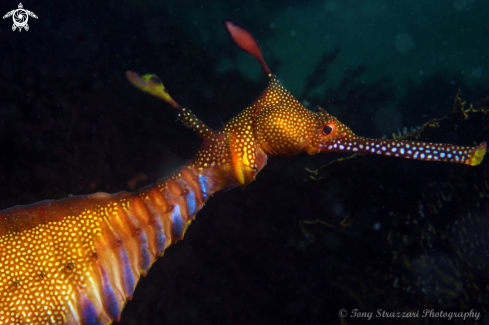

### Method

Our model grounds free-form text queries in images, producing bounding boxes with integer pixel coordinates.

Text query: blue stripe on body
[186,188,197,217]
[151,215,166,254]
[99,266,121,321]
[81,295,104,325]
[137,229,152,271]
[118,244,135,297]
[198,176,208,200]
[171,205,184,239]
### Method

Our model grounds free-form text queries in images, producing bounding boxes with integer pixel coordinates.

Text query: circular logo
[13,10,28,28]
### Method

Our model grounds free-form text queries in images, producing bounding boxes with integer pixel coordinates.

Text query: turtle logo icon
[3,3,38,32]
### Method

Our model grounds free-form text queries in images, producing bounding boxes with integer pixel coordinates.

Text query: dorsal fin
[223,20,272,77]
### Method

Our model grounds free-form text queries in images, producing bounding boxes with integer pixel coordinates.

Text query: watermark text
[338,309,480,321]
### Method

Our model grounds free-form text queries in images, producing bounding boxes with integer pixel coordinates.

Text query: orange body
[0,165,221,324]
[0,20,486,324]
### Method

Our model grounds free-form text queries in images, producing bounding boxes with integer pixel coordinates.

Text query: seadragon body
[0,20,486,325]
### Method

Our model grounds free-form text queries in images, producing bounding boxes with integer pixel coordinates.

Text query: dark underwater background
[1,0,489,324]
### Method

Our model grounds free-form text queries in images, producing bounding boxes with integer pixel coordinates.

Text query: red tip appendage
[223,19,271,76]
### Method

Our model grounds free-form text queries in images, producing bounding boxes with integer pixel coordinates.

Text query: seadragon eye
[322,125,333,136]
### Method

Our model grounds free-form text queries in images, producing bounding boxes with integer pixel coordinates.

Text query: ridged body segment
[0,165,230,325]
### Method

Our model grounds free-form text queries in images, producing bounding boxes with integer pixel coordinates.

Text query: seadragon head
[242,73,360,158]
[127,19,486,188]
[223,19,486,166]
